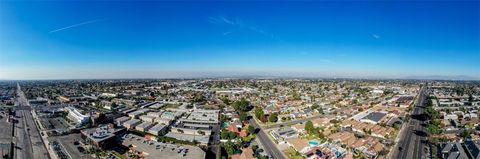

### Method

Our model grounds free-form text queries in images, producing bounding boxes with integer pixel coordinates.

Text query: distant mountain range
[403,75,479,80]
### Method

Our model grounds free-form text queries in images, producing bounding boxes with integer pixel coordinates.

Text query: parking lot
[49,133,94,159]
[0,110,12,158]
[0,110,12,143]
[39,117,72,136]
[48,117,70,130]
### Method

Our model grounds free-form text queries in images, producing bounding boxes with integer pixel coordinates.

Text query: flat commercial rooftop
[165,132,210,145]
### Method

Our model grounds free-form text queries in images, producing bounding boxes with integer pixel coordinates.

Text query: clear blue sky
[0,1,479,79]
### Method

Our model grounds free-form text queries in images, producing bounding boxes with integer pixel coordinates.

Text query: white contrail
[49,19,100,33]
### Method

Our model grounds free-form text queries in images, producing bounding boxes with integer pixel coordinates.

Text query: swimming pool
[330,147,343,158]
[308,140,319,145]
[223,122,229,128]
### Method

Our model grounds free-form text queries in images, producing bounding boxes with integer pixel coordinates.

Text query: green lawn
[161,103,180,110]
[111,151,127,159]
[283,147,305,159]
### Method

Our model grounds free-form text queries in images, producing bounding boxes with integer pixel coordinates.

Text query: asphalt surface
[249,118,286,159]
[14,83,50,159]
[394,87,428,159]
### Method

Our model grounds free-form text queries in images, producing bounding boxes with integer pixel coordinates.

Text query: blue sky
[0,1,479,79]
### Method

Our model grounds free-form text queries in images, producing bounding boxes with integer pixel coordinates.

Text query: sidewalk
[32,110,57,159]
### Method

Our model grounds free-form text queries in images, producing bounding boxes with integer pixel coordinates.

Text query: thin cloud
[372,34,381,39]
[49,19,100,33]
[222,31,234,36]
[209,16,275,39]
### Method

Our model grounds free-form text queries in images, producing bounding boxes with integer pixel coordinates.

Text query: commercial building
[161,111,183,120]
[115,116,130,127]
[129,110,148,119]
[123,119,141,129]
[147,112,163,118]
[140,115,156,123]
[165,132,210,145]
[66,107,90,124]
[136,122,154,132]
[81,124,125,149]
[148,124,168,136]
[154,118,172,125]
[352,110,387,124]
[166,109,218,145]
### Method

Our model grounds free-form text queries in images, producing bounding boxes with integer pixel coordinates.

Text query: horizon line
[1,75,479,81]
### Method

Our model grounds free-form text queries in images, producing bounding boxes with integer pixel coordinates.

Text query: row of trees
[426,96,443,135]
[305,121,326,139]
[221,130,238,140]
[253,107,279,123]
[221,98,255,158]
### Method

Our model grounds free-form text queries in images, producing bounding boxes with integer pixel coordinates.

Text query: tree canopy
[232,98,251,112]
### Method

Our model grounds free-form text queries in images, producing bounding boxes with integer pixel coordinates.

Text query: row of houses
[439,139,479,159]
[328,131,385,158]
[342,119,395,139]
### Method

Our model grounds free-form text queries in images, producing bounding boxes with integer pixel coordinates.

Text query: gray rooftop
[362,112,387,122]
[136,122,154,129]
[149,124,167,132]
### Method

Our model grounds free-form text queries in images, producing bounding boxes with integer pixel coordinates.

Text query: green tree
[305,121,314,133]
[427,120,442,134]
[221,96,231,105]
[252,145,258,152]
[233,98,250,112]
[247,125,255,135]
[254,107,264,119]
[193,93,206,103]
[426,106,440,119]
[258,155,269,159]
[223,141,236,155]
[268,113,278,123]
[239,111,248,122]
[311,103,319,110]
[460,129,471,138]
[228,132,237,140]
[221,130,229,139]
[177,129,184,134]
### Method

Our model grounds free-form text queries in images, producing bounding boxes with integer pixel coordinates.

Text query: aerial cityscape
[0,1,479,159]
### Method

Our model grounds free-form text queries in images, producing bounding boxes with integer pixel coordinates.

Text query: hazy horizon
[1,71,478,81]
[1,1,479,80]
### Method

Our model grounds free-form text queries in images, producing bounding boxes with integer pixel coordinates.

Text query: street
[14,83,50,159]
[394,87,428,159]
[249,117,286,159]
